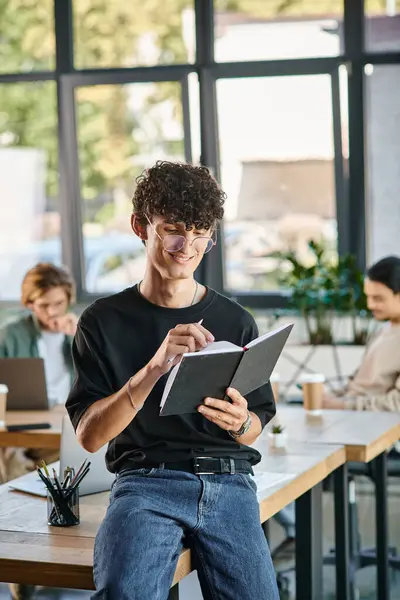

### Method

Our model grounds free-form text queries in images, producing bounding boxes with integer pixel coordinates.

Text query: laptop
[0,358,49,410]
[9,415,115,497]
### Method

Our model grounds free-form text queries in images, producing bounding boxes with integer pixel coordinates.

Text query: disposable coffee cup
[0,384,8,428]
[270,373,280,403]
[300,374,325,415]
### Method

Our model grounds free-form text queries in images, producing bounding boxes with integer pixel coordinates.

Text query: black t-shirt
[66,285,276,473]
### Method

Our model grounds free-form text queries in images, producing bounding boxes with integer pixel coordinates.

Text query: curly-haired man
[66,161,279,600]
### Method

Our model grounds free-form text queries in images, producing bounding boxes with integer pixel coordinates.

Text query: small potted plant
[268,424,287,448]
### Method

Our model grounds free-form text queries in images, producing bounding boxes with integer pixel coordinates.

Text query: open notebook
[160,323,293,416]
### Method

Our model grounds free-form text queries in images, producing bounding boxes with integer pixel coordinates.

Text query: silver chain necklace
[138,280,199,307]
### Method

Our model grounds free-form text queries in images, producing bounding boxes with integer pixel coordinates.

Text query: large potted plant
[269,242,370,399]
[271,240,369,346]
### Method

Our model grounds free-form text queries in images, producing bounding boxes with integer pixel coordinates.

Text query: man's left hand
[197,387,248,432]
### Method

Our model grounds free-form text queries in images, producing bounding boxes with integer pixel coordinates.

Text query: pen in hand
[167,319,204,364]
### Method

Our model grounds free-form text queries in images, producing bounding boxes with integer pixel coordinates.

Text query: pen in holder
[47,486,80,527]
[37,459,91,528]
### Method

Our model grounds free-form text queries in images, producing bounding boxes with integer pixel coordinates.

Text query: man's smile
[168,254,195,264]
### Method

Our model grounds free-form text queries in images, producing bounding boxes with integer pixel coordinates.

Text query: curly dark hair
[132,161,225,231]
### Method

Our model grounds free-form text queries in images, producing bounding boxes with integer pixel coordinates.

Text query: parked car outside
[0,233,145,301]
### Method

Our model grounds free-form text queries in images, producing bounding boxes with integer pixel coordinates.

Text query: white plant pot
[268,431,287,448]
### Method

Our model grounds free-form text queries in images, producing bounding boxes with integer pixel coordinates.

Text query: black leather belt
[129,457,253,476]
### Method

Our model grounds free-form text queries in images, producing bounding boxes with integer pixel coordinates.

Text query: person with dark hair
[323,255,400,411]
[367,255,400,295]
[66,161,279,599]
[272,256,400,565]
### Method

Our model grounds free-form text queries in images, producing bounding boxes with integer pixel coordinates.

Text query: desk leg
[334,464,351,600]
[168,584,179,600]
[373,452,389,600]
[262,520,270,541]
[295,483,323,600]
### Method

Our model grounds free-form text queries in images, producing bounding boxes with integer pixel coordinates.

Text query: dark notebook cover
[159,323,293,417]
[229,324,293,397]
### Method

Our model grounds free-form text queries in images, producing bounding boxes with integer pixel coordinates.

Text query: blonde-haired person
[0,264,78,600]
[0,263,78,408]
[0,263,78,481]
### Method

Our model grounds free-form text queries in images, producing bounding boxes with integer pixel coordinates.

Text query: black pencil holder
[47,487,80,527]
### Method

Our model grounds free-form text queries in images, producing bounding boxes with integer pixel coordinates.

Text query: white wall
[0,148,46,252]
[366,64,400,262]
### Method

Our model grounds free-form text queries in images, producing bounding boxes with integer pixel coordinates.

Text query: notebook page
[160,363,181,409]
[198,340,241,354]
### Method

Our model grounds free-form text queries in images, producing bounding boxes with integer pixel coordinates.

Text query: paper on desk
[250,471,296,499]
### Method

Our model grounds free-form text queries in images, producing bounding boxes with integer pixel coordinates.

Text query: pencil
[71,459,87,486]
[37,468,63,523]
[40,460,50,479]
[64,462,91,500]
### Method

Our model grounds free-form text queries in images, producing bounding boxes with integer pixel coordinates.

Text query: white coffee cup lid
[299,373,325,384]
[0,384,8,393]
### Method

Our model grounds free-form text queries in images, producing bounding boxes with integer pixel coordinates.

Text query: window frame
[0,0,396,308]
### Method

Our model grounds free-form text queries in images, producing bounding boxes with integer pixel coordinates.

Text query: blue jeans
[92,468,279,600]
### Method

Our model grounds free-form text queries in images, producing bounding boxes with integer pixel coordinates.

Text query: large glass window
[365,64,400,262]
[365,0,400,52]
[73,0,195,69]
[0,81,59,301]
[214,0,343,62]
[217,75,338,292]
[76,81,186,293]
[0,0,55,73]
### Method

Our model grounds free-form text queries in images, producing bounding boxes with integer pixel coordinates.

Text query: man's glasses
[144,214,216,255]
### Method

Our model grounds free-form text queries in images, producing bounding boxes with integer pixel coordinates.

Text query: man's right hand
[148,323,215,377]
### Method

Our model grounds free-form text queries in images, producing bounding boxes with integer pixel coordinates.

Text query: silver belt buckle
[193,457,214,475]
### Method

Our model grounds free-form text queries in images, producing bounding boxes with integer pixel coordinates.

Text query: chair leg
[330,467,400,597]
[323,479,359,599]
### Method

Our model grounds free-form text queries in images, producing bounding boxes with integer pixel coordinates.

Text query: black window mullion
[55,0,85,298]
[181,75,193,164]
[0,72,55,83]
[68,65,192,87]
[344,0,366,270]
[213,57,342,79]
[331,67,349,257]
[194,0,225,292]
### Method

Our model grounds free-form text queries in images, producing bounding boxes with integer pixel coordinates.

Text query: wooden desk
[276,406,400,462]
[0,407,65,449]
[276,405,400,600]
[0,442,345,600]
